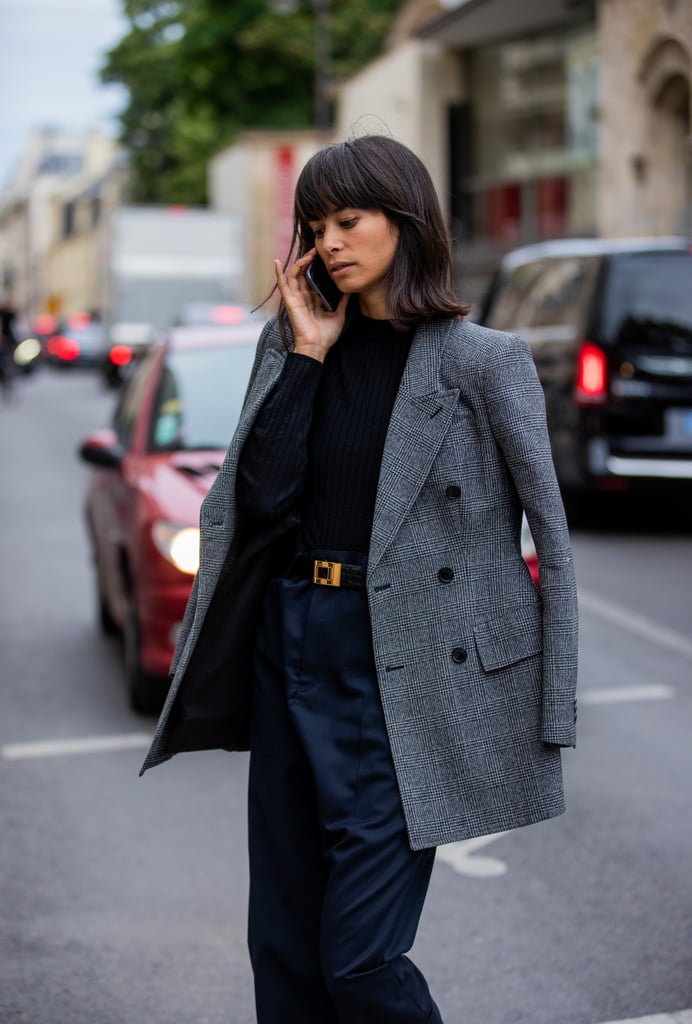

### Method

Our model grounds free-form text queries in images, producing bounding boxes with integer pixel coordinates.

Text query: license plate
[667,408,692,437]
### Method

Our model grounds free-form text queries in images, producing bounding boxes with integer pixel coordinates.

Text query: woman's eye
[340,218,357,229]
[312,227,325,238]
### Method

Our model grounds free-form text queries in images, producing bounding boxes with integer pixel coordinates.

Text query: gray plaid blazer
[141,315,578,850]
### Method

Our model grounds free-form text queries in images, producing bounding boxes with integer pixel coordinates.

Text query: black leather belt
[291,556,365,590]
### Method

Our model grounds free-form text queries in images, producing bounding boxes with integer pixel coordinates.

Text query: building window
[537,177,568,236]
[63,201,76,238]
[452,26,598,244]
[485,184,521,241]
[477,178,568,242]
[39,153,83,176]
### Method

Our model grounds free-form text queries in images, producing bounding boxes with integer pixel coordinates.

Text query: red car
[79,321,264,711]
[521,514,540,588]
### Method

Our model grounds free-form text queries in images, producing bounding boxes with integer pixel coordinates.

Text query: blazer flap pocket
[473,604,543,672]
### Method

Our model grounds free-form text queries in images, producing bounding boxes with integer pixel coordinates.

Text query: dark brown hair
[275,135,469,340]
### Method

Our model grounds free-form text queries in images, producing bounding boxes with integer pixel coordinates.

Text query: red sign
[275,145,296,264]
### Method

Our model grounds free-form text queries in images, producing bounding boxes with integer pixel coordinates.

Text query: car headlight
[14,338,42,366]
[152,522,200,575]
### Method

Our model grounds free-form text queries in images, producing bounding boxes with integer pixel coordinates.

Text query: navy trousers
[247,557,443,1024]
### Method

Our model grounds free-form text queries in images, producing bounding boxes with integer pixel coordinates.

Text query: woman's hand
[274,250,348,363]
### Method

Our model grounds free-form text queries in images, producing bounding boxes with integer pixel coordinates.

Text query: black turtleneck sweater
[236,309,414,554]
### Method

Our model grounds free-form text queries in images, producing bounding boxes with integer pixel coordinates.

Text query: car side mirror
[79,429,124,468]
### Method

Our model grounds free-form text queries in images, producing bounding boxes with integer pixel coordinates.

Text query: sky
[0,0,128,188]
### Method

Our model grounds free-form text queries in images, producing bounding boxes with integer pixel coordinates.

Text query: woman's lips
[330,263,354,276]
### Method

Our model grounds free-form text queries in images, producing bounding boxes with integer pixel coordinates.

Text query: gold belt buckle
[313,560,342,587]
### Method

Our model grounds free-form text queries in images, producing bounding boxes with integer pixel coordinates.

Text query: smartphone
[306,255,343,313]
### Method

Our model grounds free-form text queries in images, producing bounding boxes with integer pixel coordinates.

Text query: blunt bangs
[294,142,383,228]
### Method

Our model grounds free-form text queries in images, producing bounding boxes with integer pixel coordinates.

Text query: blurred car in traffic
[13,336,43,374]
[101,307,264,388]
[102,321,157,388]
[6,313,48,378]
[175,301,263,327]
[9,314,60,374]
[78,318,264,711]
[477,237,692,515]
[46,312,107,369]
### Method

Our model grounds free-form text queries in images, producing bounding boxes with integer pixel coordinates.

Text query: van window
[601,252,692,349]
[487,256,599,342]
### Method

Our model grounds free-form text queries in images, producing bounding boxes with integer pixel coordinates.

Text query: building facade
[0,129,126,324]
[599,0,691,238]
[42,164,128,322]
[337,0,691,301]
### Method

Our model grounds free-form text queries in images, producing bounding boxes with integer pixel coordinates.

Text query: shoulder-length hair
[275,135,469,342]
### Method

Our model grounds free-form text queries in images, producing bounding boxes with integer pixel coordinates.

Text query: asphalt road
[1,369,691,1024]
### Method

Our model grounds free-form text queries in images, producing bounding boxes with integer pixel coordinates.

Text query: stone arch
[655,71,690,119]
[638,35,690,102]
[637,35,691,235]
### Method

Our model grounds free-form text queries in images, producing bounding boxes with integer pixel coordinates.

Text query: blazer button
[445,485,461,498]
[438,567,454,583]
[452,647,467,664]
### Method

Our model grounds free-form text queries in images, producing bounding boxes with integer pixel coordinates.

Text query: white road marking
[578,589,692,661]
[0,683,676,765]
[436,831,510,878]
[1,733,152,761]
[596,1011,692,1024]
[580,684,676,704]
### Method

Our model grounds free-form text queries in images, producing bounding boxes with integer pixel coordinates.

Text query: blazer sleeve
[482,331,578,747]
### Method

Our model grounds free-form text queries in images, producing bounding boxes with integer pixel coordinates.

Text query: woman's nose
[323,228,342,252]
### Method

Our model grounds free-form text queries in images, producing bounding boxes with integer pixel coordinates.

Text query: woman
[142,136,578,1023]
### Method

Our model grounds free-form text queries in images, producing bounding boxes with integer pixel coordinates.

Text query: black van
[478,237,692,508]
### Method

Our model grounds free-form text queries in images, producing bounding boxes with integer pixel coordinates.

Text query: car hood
[137,450,226,525]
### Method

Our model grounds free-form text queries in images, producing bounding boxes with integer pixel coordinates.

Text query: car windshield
[149,343,256,452]
[601,251,692,351]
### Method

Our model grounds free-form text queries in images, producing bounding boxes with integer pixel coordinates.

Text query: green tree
[101,0,404,204]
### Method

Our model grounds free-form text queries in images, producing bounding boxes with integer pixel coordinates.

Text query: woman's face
[308,208,399,319]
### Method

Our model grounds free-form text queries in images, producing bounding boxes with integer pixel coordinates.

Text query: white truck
[101,204,243,379]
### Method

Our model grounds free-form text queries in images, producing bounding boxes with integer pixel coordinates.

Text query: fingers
[275,250,318,305]
[273,259,290,305]
[275,250,312,280]
[274,258,305,302]
[277,249,315,277]
[288,250,315,293]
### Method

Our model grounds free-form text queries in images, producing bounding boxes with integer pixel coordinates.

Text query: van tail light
[575,342,607,404]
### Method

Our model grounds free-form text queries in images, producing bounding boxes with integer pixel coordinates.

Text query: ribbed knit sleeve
[236,352,323,523]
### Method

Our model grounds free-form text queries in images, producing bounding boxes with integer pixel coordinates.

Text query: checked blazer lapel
[368,318,459,573]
